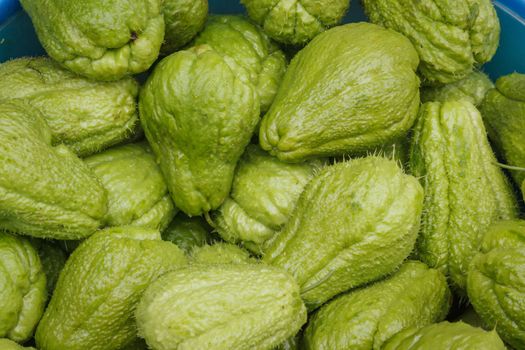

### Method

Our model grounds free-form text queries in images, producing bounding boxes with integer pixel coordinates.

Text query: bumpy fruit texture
[136,264,307,350]
[259,23,420,162]
[363,0,500,85]
[193,15,287,113]
[241,0,349,45]
[30,239,67,294]
[382,322,505,350]
[421,71,494,106]
[190,242,255,265]
[161,213,211,253]
[410,100,517,291]
[19,0,165,81]
[0,100,107,240]
[35,227,187,350]
[263,157,424,310]
[467,220,525,349]
[0,233,47,343]
[0,339,36,350]
[480,72,525,186]
[139,45,259,216]
[303,261,451,350]
[0,57,139,157]
[214,145,320,254]
[162,0,208,54]
[84,143,176,231]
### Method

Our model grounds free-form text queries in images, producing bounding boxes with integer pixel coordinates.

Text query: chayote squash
[0,233,47,343]
[522,180,525,201]
[19,0,165,81]
[193,15,287,113]
[410,100,517,291]
[162,0,208,54]
[190,242,256,265]
[263,156,424,310]
[84,142,176,231]
[139,45,259,216]
[0,57,139,157]
[35,226,187,350]
[259,23,420,162]
[303,261,451,350]
[29,239,67,294]
[214,145,320,254]
[0,339,36,350]
[240,0,349,45]
[136,264,307,350]
[480,72,525,186]
[363,0,500,85]
[161,213,212,253]
[382,322,505,350]
[467,220,525,349]
[0,100,107,240]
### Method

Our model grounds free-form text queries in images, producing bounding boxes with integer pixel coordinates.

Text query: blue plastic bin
[1,0,524,79]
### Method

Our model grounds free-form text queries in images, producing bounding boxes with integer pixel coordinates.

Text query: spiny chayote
[162,0,208,54]
[161,213,212,253]
[190,242,256,265]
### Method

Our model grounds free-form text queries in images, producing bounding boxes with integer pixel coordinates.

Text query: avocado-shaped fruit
[162,0,208,54]
[161,213,212,254]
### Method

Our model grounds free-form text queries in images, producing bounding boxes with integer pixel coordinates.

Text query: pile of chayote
[1,0,524,349]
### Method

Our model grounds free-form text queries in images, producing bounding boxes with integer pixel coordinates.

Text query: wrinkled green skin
[136,264,306,350]
[363,0,500,85]
[84,143,176,231]
[382,322,505,350]
[193,15,287,113]
[0,57,139,157]
[241,0,349,45]
[0,101,107,240]
[215,145,320,254]
[29,239,67,294]
[303,261,451,350]
[161,213,211,253]
[0,233,47,343]
[190,242,255,265]
[139,45,259,216]
[35,227,187,350]
[421,71,494,106]
[0,339,36,350]
[274,335,300,350]
[162,0,208,54]
[410,100,517,291]
[19,0,165,81]
[480,73,525,186]
[263,157,424,310]
[467,220,525,349]
[455,307,488,329]
[259,23,420,162]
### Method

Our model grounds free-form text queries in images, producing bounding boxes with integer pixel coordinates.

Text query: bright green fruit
[35,227,187,350]
[190,242,255,265]
[162,0,208,53]
[136,264,306,350]
[29,239,67,294]
[259,23,420,162]
[161,213,212,253]
[0,339,36,350]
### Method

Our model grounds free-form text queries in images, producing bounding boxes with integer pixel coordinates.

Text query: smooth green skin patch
[303,261,451,350]
[241,0,349,45]
[467,220,525,350]
[136,264,306,350]
[363,0,500,85]
[35,227,187,350]
[0,233,47,343]
[190,242,256,265]
[263,156,424,310]
[410,100,517,292]
[162,0,208,54]
[19,0,165,81]
[161,213,212,254]
[0,100,107,240]
[0,339,36,350]
[259,23,420,162]
[382,321,505,350]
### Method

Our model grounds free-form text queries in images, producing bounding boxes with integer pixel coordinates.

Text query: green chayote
[136,264,306,350]
[0,233,47,343]
[363,0,500,85]
[522,180,525,201]
[193,15,287,113]
[35,227,187,350]
[455,307,488,330]
[19,0,165,80]
[214,145,320,254]
[480,72,525,186]
[467,220,525,349]
[139,45,259,216]
[0,100,107,240]
[162,0,208,54]
[0,57,139,156]
[264,157,424,310]
[259,23,420,162]
[382,322,505,350]
[190,242,256,265]
[241,0,349,45]
[410,100,517,291]
[303,261,451,350]
[0,339,36,350]
[161,213,212,253]
[84,143,176,231]
[29,239,67,294]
